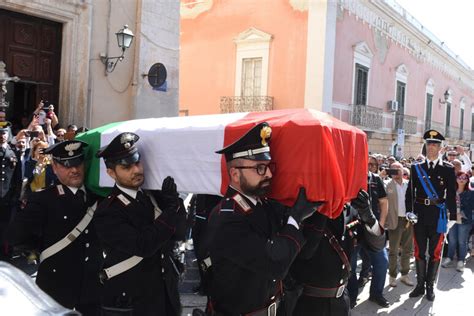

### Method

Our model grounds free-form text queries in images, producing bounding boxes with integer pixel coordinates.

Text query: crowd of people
[0,101,83,262]
[0,111,472,316]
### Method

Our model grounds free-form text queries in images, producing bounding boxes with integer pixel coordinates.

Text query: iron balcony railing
[394,113,417,135]
[220,96,274,113]
[351,104,383,131]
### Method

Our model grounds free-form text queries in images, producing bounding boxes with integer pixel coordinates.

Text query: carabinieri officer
[204,122,322,316]
[406,130,456,301]
[95,132,186,316]
[8,140,102,315]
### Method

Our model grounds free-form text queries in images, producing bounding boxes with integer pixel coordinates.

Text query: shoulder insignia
[117,194,131,206]
[218,198,234,213]
[56,184,65,196]
[232,194,252,213]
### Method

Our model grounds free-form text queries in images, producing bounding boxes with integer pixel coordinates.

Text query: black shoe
[409,284,425,298]
[369,295,390,308]
[426,285,435,301]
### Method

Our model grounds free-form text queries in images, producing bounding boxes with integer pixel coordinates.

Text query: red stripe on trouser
[413,230,420,260]
[433,234,445,261]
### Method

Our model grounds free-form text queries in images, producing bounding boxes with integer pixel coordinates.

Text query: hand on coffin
[289,187,324,225]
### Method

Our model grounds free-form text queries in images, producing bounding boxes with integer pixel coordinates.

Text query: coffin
[77,109,368,218]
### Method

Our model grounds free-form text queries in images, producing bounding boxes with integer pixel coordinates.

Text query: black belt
[243,298,280,316]
[212,297,280,316]
[302,284,346,298]
[415,197,444,206]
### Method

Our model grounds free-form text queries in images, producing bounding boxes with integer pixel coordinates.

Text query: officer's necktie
[136,190,150,206]
[76,189,85,202]
[429,161,434,170]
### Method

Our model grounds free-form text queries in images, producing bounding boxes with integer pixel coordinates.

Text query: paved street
[9,247,473,315]
[181,255,474,315]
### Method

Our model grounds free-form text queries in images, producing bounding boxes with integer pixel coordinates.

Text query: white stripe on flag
[99,112,248,194]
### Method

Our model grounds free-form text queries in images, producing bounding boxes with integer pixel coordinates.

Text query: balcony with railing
[220,96,273,113]
[394,113,417,135]
[351,104,383,131]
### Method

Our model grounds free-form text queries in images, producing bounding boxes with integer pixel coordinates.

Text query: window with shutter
[354,63,368,105]
[241,57,262,97]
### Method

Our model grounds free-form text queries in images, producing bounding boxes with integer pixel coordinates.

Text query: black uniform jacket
[291,208,352,289]
[0,144,20,199]
[406,160,456,225]
[7,182,102,309]
[207,187,305,315]
[94,185,186,316]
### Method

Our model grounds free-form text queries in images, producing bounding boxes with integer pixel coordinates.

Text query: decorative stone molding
[395,64,408,83]
[233,27,272,97]
[460,97,465,110]
[353,41,373,68]
[446,89,453,103]
[426,78,435,95]
[338,0,474,93]
[289,0,308,12]
[181,0,213,19]
[0,0,92,127]
[234,27,273,44]
[373,30,389,64]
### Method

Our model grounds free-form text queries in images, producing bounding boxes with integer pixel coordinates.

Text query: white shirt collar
[67,185,86,195]
[230,185,260,206]
[426,157,441,167]
[116,184,141,199]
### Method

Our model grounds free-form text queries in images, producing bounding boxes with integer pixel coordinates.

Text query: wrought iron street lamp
[100,25,135,73]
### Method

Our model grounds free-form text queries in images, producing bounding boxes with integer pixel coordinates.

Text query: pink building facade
[180,0,474,157]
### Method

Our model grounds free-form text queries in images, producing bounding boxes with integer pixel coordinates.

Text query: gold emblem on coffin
[260,126,272,146]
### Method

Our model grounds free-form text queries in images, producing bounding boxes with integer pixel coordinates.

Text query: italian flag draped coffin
[76,109,368,219]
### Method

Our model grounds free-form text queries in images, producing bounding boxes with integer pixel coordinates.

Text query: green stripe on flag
[76,121,123,197]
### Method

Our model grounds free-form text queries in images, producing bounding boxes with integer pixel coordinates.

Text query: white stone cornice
[180,0,213,19]
[234,27,273,44]
[338,0,474,93]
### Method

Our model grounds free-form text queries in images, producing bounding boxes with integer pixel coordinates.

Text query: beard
[240,176,272,197]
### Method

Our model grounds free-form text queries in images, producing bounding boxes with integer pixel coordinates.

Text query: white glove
[447,220,456,231]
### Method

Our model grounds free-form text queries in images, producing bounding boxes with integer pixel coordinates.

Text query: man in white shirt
[385,162,414,287]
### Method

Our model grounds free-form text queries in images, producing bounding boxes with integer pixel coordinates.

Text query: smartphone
[38,110,46,125]
[386,168,399,176]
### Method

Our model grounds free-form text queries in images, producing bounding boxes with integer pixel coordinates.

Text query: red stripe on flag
[219,109,368,219]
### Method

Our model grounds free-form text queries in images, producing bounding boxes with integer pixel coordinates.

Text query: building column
[304,1,337,113]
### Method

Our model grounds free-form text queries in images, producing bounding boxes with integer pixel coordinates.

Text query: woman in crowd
[442,171,474,272]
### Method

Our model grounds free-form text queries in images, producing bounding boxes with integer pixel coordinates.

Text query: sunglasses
[403,173,409,176]
[457,176,469,181]
[234,162,276,176]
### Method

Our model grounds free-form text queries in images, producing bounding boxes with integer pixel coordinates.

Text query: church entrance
[0,9,62,133]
